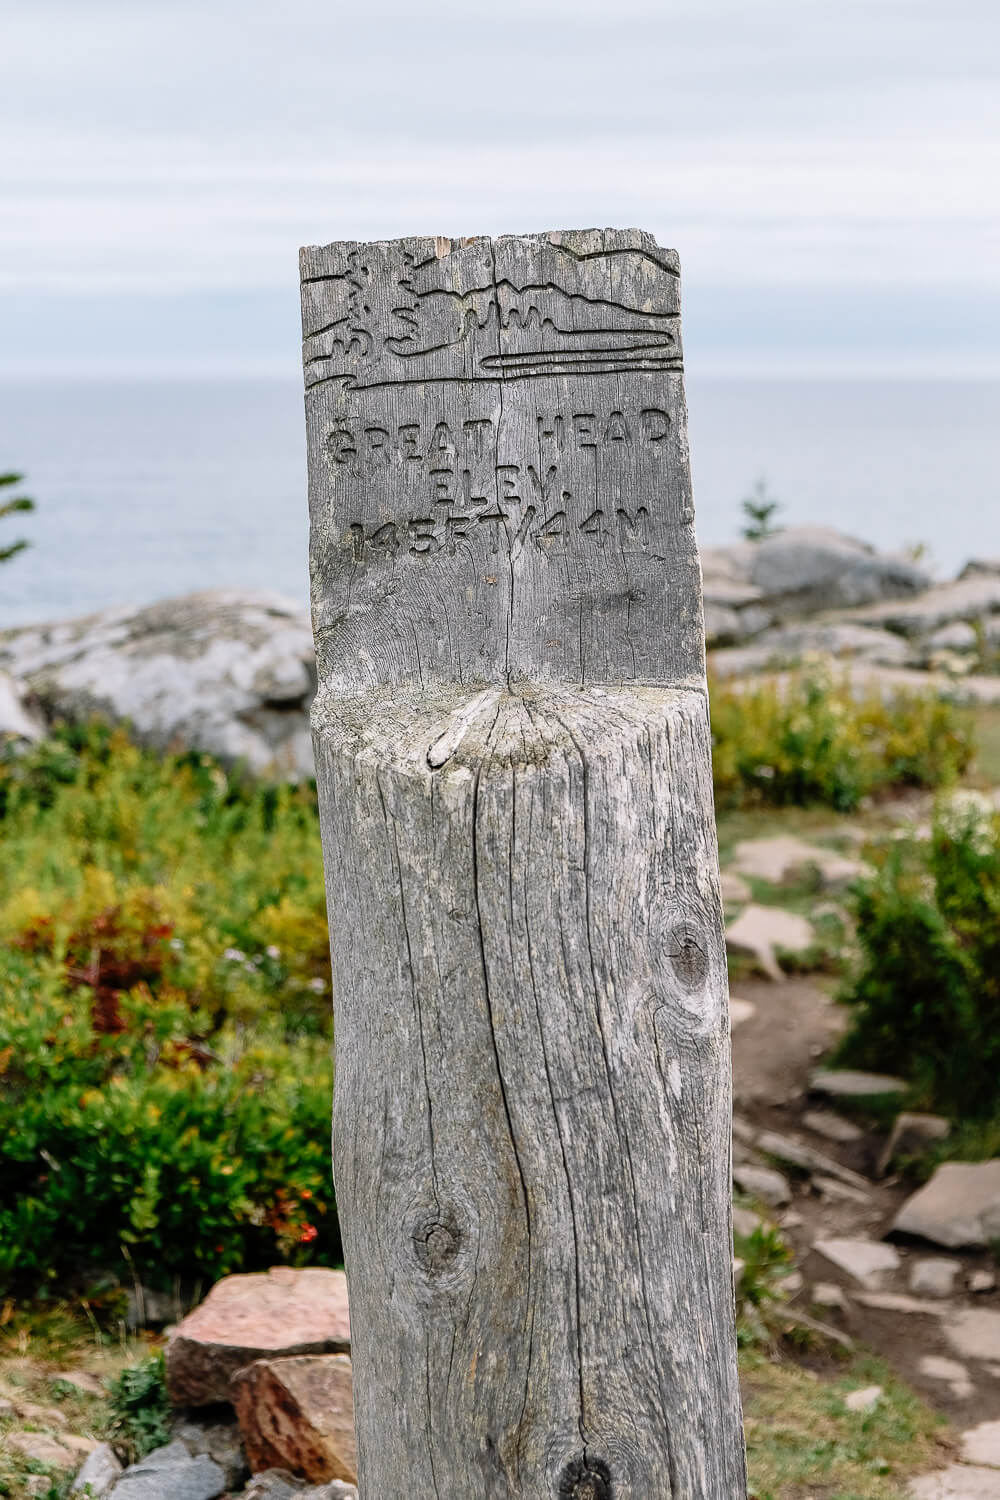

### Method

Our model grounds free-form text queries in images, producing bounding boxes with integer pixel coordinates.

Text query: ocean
[1,377,997,627]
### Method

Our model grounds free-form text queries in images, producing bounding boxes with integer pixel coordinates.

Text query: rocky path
[729,974,1000,1497]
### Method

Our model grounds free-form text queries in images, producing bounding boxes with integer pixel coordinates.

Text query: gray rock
[756,1129,871,1191]
[732,1164,792,1207]
[877,1112,951,1176]
[918,1355,974,1400]
[803,1110,864,1144]
[845,573,1000,637]
[855,1292,952,1315]
[720,870,752,907]
[945,1309,1000,1363]
[732,1206,763,1239]
[0,592,315,777]
[811,1282,849,1313]
[703,603,744,646]
[239,1473,358,1500]
[726,903,814,982]
[910,1258,962,1299]
[960,560,1000,580]
[970,1270,997,1294]
[125,1285,181,1330]
[892,1161,1000,1249]
[747,526,931,614]
[730,835,866,892]
[812,1237,901,1291]
[71,1444,123,1497]
[0,668,43,741]
[711,622,915,678]
[173,1418,249,1490]
[909,1464,1000,1498]
[925,621,979,653]
[728,997,756,1028]
[113,1442,225,1500]
[844,1384,882,1412]
[962,1422,1000,1469]
[811,1068,908,1099]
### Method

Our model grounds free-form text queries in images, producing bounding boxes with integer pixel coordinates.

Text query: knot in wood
[663,919,709,989]
[558,1455,612,1500]
[412,1212,461,1274]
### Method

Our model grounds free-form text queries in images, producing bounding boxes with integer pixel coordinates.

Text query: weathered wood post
[301,229,746,1498]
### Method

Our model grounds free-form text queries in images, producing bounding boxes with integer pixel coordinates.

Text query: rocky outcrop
[231,1356,356,1485]
[892,1161,1000,1249]
[0,592,315,776]
[0,526,997,771]
[166,1267,350,1407]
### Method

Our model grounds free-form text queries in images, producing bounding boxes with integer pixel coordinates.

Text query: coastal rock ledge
[0,590,315,775]
[2,528,1000,770]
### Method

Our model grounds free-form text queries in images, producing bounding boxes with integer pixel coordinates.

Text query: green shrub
[107,1353,170,1464]
[0,726,340,1295]
[836,793,1000,1118]
[710,668,974,811]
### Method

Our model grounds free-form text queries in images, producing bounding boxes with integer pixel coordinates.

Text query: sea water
[1,377,997,627]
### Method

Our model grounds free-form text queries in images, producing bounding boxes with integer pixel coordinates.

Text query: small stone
[844,1384,882,1412]
[166,1266,351,1407]
[811,1068,908,1099]
[783,1271,804,1295]
[893,1161,1000,1249]
[962,1422,1000,1469]
[113,1442,225,1500]
[971,1270,997,1294]
[53,1370,106,1398]
[945,1309,1000,1363]
[730,835,865,892]
[812,1237,901,1290]
[729,997,756,1028]
[7,1432,77,1468]
[781,1210,804,1230]
[812,1282,849,1312]
[16,1400,68,1426]
[71,1443,123,1496]
[732,1257,746,1296]
[919,1356,974,1400]
[726,904,815,982]
[732,1206,763,1239]
[756,1129,872,1191]
[803,1109,864,1144]
[721,871,752,906]
[232,1354,356,1485]
[856,1292,951,1315]
[732,1163,792,1207]
[61,1435,99,1456]
[813,1175,872,1205]
[731,1115,757,1144]
[877,1113,952,1176]
[172,1417,249,1490]
[909,1464,1000,1498]
[910,1258,962,1299]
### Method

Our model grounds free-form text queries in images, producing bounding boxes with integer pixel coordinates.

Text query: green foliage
[837,793,1000,1118]
[0,725,339,1294]
[0,470,35,564]
[734,1221,795,1349]
[739,477,783,540]
[711,668,975,811]
[107,1352,170,1464]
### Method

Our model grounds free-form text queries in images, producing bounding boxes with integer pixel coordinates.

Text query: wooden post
[300,229,746,1499]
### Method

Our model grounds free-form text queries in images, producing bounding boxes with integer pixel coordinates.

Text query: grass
[742,1350,948,1500]
[0,1300,948,1500]
[0,1302,144,1499]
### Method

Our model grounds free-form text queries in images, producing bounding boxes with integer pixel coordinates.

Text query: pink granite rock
[166,1268,350,1407]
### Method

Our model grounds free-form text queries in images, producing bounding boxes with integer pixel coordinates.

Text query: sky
[2,0,999,377]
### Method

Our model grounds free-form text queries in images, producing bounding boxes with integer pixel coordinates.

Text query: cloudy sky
[2,0,998,376]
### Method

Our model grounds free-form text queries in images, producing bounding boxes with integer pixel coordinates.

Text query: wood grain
[303,229,746,1498]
